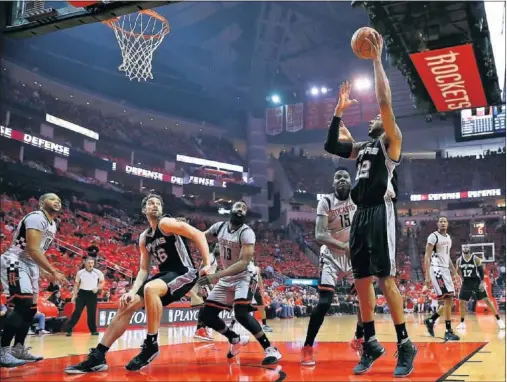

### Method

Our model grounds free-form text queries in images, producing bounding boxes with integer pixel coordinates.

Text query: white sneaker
[497,319,505,330]
[227,335,249,358]
[456,322,466,331]
[27,330,35,335]
[40,330,51,335]
[0,346,26,368]
[11,344,43,362]
[262,346,282,365]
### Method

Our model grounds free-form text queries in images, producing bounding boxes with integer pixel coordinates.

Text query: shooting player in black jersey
[65,194,211,374]
[323,30,417,377]
[456,245,505,330]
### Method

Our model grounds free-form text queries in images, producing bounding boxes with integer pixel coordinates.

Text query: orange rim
[102,9,170,40]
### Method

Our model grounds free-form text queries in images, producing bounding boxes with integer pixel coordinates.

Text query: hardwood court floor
[1,313,504,381]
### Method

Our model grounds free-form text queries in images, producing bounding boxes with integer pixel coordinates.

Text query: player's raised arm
[368,31,402,162]
[324,81,362,160]
[159,217,210,268]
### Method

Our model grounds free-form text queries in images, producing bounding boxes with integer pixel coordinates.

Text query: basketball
[351,26,377,59]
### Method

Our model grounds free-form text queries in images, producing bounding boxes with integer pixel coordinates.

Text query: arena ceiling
[3,1,371,132]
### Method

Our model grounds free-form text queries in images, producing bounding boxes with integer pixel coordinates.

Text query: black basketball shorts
[350,200,397,279]
[137,268,198,306]
[459,281,488,301]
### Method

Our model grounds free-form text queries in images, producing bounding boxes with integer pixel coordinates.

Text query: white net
[105,10,170,82]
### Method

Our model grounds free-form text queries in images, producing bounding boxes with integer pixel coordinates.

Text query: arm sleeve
[427,233,437,246]
[324,116,353,158]
[240,228,256,245]
[316,199,329,217]
[24,213,47,232]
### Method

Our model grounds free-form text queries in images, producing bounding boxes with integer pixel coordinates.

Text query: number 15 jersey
[317,194,356,271]
[351,136,399,207]
[207,221,256,281]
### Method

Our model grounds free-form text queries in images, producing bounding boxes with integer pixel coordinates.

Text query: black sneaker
[125,340,159,371]
[394,340,418,377]
[66,331,72,337]
[352,339,385,375]
[64,348,108,374]
[424,318,435,337]
[91,332,99,336]
[444,330,460,341]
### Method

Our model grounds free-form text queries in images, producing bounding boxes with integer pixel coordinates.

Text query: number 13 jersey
[351,137,399,207]
[317,194,356,271]
[207,221,256,281]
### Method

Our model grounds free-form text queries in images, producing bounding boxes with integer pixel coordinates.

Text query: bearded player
[1,193,67,368]
[456,245,505,330]
[65,194,210,373]
[323,30,417,377]
[301,168,364,366]
[197,201,282,365]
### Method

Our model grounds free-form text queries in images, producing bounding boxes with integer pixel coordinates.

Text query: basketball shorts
[137,268,198,306]
[459,280,488,301]
[319,246,353,292]
[0,256,39,303]
[189,258,218,307]
[205,269,258,311]
[350,200,397,279]
[429,266,455,300]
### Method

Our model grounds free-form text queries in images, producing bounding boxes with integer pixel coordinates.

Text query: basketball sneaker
[11,344,43,362]
[262,346,282,365]
[444,330,460,341]
[194,328,213,342]
[497,319,505,330]
[226,335,249,358]
[64,348,108,374]
[0,346,26,368]
[394,339,418,377]
[352,339,385,375]
[349,336,364,356]
[300,345,315,366]
[125,339,160,371]
[424,318,435,337]
[262,324,273,332]
[456,322,466,331]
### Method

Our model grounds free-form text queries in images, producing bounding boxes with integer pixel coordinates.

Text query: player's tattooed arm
[160,217,210,267]
[315,215,348,253]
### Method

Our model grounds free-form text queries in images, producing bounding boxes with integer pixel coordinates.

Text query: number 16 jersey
[317,194,356,271]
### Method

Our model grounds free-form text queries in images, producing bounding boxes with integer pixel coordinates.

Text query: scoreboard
[470,221,486,238]
[456,105,505,142]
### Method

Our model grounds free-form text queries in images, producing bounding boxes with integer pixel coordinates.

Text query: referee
[66,257,104,336]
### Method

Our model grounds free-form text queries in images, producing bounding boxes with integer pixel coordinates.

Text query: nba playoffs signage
[98,307,234,328]
[410,188,501,201]
[410,44,487,112]
[0,125,70,157]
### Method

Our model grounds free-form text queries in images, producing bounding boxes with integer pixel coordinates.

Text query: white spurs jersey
[207,221,256,281]
[3,211,57,265]
[427,231,452,268]
[317,193,356,271]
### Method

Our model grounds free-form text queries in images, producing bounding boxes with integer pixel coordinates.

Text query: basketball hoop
[103,10,170,82]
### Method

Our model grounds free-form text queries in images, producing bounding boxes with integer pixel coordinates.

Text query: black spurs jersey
[351,137,399,207]
[141,216,195,274]
[457,254,481,283]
